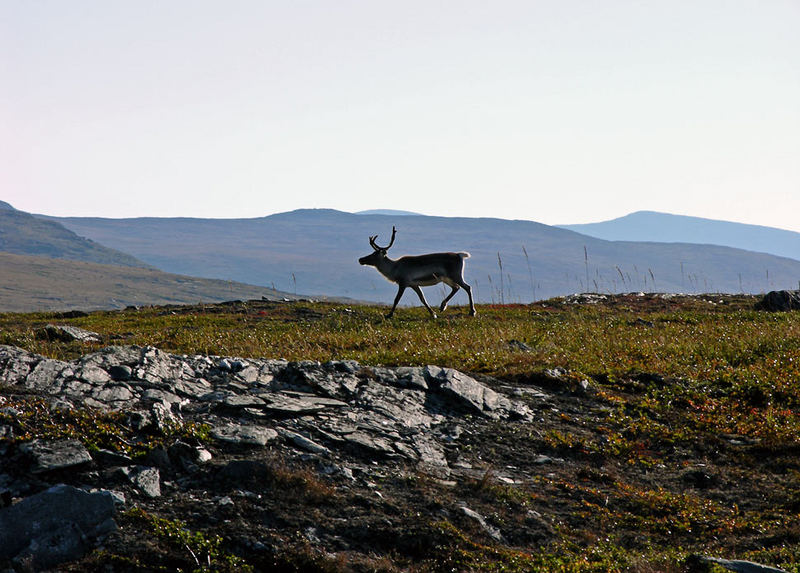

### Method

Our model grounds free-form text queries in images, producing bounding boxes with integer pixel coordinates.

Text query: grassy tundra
[2,293,800,571]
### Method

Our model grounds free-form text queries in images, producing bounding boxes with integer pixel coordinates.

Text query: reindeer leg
[411,285,437,318]
[454,278,477,316]
[386,285,406,318]
[465,284,477,316]
[439,284,460,312]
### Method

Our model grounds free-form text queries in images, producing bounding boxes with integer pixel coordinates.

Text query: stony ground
[1,296,799,572]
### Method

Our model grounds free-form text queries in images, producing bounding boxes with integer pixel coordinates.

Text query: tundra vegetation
[2,293,800,571]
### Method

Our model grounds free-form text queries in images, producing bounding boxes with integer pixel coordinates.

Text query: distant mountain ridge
[559,211,800,262]
[0,204,151,268]
[39,208,800,303]
[0,200,313,311]
[355,209,422,216]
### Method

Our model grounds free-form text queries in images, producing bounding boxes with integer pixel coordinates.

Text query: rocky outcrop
[0,345,528,474]
[0,344,533,569]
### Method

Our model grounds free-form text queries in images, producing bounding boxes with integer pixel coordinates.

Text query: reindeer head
[358,226,396,267]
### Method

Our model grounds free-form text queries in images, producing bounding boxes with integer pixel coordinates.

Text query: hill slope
[0,203,150,268]
[0,252,305,312]
[43,209,800,303]
[559,211,800,262]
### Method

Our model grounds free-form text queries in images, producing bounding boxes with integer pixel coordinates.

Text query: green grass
[4,295,800,445]
[4,294,800,571]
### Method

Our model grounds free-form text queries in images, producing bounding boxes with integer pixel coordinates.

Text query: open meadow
[2,293,800,571]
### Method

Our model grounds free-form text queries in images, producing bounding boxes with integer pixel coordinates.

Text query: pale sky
[2,1,799,230]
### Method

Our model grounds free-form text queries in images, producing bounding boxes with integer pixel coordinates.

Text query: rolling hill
[559,211,800,262]
[40,209,800,304]
[0,201,318,311]
[0,201,151,268]
[0,252,306,312]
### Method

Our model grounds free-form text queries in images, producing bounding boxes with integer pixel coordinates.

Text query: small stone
[508,339,532,352]
[460,506,505,543]
[120,466,161,498]
[280,429,331,455]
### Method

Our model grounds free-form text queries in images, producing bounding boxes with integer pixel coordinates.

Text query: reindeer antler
[369,226,396,250]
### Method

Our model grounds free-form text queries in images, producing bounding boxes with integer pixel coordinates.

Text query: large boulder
[0,484,116,570]
[756,290,800,311]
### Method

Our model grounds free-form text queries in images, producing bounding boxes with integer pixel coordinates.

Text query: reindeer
[358,226,476,318]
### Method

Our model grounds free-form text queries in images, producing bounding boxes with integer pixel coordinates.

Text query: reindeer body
[359,227,476,318]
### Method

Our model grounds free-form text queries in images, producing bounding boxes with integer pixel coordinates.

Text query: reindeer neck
[375,255,401,281]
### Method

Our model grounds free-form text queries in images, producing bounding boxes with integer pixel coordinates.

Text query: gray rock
[460,505,506,543]
[222,394,266,408]
[0,484,116,570]
[173,377,213,399]
[23,358,69,392]
[140,388,183,405]
[120,465,161,498]
[126,401,179,433]
[344,431,398,457]
[394,367,429,391]
[39,324,102,343]
[76,364,112,385]
[211,423,278,446]
[20,439,92,473]
[167,441,212,471]
[0,345,39,384]
[279,429,331,455]
[289,361,361,399]
[508,339,532,352]
[0,344,535,479]
[427,366,507,418]
[693,555,788,573]
[93,384,135,404]
[261,392,347,415]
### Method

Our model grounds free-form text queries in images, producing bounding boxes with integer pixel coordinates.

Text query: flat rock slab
[279,429,331,455]
[211,423,279,446]
[695,555,788,573]
[260,392,348,415]
[39,324,102,343]
[20,439,92,473]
